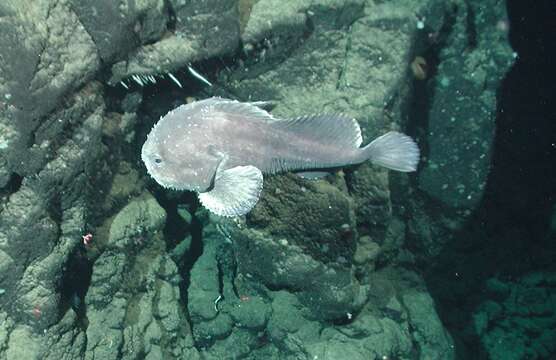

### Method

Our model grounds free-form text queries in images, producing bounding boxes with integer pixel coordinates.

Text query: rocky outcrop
[0,0,516,358]
[473,273,556,359]
[417,0,514,210]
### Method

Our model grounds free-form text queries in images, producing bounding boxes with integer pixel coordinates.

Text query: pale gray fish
[141,97,420,217]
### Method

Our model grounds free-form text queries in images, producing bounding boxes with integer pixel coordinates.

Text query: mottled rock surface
[84,194,199,360]
[417,0,515,210]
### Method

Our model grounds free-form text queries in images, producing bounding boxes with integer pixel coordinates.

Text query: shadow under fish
[141,97,420,217]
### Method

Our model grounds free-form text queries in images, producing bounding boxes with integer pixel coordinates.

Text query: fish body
[142,97,419,216]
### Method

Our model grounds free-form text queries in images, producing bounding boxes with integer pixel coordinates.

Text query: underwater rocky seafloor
[0,0,554,359]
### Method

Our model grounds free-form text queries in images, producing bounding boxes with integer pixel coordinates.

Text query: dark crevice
[230,257,240,298]
[59,247,93,330]
[178,216,203,325]
[216,241,240,298]
[216,251,225,298]
[131,69,208,332]
[154,190,203,321]
[405,3,459,169]
[264,282,303,294]
[335,24,353,90]
[463,1,478,50]
[164,0,177,32]
[1,173,23,195]
[328,312,356,326]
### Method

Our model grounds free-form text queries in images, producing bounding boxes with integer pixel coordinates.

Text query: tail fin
[362,131,420,172]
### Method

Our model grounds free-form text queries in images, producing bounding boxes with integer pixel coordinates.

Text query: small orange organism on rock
[411,56,428,80]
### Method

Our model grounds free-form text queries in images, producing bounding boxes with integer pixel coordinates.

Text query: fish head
[141,107,218,192]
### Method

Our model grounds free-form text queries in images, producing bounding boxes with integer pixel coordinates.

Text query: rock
[187,232,221,323]
[71,0,168,62]
[353,236,381,265]
[348,165,391,230]
[121,92,143,114]
[266,291,309,341]
[108,0,240,85]
[101,162,143,214]
[249,174,357,263]
[38,311,87,359]
[228,221,369,320]
[230,296,270,330]
[0,1,99,119]
[0,83,104,330]
[0,0,473,358]
[0,250,14,283]
[402,291,455,359]
[473,273,556,359]
[107,193,166,250]
[176,205,193,225]
[6,326,41,360]
[418,0,515,209]
[85,193,199,359]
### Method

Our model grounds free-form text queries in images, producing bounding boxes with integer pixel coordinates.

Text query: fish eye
[154,158,162,164]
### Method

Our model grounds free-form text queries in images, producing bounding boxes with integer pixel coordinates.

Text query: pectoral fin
[198,165,263,217]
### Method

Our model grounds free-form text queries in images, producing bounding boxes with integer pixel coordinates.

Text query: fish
[141,97,419,217]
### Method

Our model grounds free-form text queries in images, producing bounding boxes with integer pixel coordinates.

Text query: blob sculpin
[142,97,419,217]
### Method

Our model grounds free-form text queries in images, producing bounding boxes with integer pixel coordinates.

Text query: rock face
[416,0,515,210]
[0,82,104,331]
[0,0,515,359]
[84,194,200,359]
[473,273,556,360]
[187,218,454,359]
[108,0,240,85]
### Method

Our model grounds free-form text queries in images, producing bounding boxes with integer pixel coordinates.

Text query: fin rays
[273,114,363,149]
[198,165,263,217]
[202,97,278,123]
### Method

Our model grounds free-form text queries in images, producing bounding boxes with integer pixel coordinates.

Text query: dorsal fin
[200,97,279,123]
[273,114,363,148]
